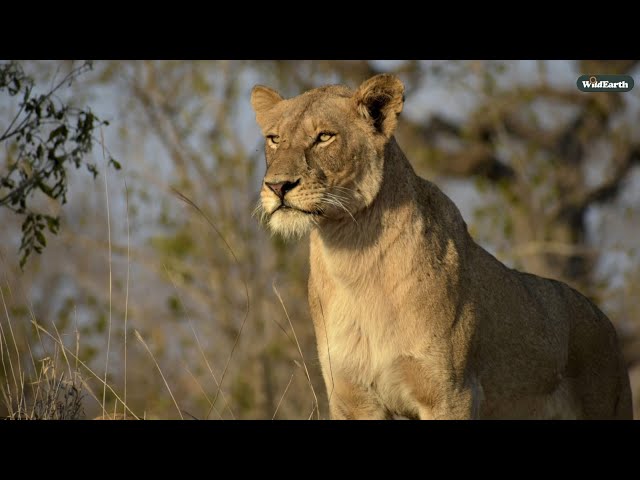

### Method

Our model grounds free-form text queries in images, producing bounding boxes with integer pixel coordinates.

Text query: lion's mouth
[273,204,323,216]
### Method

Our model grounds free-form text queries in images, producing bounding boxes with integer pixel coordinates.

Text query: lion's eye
[267,135,280,146]
[317,132,334,143]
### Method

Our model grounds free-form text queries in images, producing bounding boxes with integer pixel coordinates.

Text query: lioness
[251,74,633,419]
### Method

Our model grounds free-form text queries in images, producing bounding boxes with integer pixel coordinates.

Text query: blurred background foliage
[0,60,639,419]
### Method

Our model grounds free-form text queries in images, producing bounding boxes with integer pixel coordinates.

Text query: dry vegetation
[1,60,639,419]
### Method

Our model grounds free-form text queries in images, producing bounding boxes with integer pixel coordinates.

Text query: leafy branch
[0,60,119,268]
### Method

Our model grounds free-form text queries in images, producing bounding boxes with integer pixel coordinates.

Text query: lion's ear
[251,85,284,128]
[354,74,405,137]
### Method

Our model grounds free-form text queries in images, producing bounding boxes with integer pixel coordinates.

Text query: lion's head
[251,74,405,239]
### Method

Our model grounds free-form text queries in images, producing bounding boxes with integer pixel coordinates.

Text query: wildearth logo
[577,74,634,92]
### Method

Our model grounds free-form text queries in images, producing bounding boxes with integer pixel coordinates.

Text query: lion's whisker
[331,185,361,196]
[321,195,358,225]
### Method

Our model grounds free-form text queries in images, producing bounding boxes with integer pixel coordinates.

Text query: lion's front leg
[326,376,389,420]
[417,386,479,420]
[397,356,481,420]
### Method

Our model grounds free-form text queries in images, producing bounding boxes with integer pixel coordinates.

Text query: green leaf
[45,216,60,234]
[35,229,46,247]
[109,157,121,170]
[48,125,68,142]
[38,181,55,198]
[86,163,98,177]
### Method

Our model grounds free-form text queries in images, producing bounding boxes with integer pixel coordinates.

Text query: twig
[272,282,320,419]
[272,369,295,420]
[100,126,113,419]
[134,330,184,420]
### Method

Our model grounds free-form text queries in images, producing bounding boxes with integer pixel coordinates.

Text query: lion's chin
[268,208,315,240]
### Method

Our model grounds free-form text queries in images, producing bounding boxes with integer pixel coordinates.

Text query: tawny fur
[250,74,633,420]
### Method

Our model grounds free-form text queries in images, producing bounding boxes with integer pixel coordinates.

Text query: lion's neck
[311,139,427,277]
[315,138,417,245]
[311,137,470,291]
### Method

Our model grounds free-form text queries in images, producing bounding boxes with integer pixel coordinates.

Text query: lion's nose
[266,179,300,200]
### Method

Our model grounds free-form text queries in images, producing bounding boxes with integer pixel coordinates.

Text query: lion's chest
[322,284,403,392]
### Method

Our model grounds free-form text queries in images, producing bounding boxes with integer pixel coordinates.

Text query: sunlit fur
[250,74,633,420]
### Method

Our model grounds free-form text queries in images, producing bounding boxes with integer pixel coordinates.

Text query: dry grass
[0,186,320,420]
[0,292,313,420]
[1,293,86,420]
[3,356,85,420]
